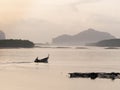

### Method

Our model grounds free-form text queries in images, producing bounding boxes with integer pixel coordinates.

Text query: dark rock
[69,72,120,80]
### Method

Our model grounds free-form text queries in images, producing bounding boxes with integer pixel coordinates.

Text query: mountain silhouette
[52,28,116,45]
[0,31,6,40]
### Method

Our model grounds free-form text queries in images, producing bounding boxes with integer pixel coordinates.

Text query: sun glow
[0,0,32,23]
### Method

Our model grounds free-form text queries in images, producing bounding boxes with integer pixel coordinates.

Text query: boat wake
[0,61,33,65]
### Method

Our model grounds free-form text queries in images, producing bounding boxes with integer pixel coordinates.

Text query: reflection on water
[0,47,120,90]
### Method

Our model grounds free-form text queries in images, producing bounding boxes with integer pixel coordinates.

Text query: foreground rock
[69,72,120,80]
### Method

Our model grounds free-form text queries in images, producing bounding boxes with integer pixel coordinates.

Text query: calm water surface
[0,47,120,90]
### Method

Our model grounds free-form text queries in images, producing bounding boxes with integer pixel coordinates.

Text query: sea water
[0,47,120,90]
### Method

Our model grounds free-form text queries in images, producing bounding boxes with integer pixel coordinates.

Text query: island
[0,39,34,48]
[87,39,120,47]
[52,28,115,45]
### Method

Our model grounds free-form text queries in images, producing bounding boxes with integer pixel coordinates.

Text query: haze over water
[0,0,120,43]
[0,47,120,90]
[0,0,120,90]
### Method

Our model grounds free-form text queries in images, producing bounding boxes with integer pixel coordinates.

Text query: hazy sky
[0,0,120,43]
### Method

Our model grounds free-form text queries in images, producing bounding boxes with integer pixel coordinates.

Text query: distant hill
[0,39,34,48]
[0,31,6,40]
[88,39,120,47]
[52,28,116,45]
